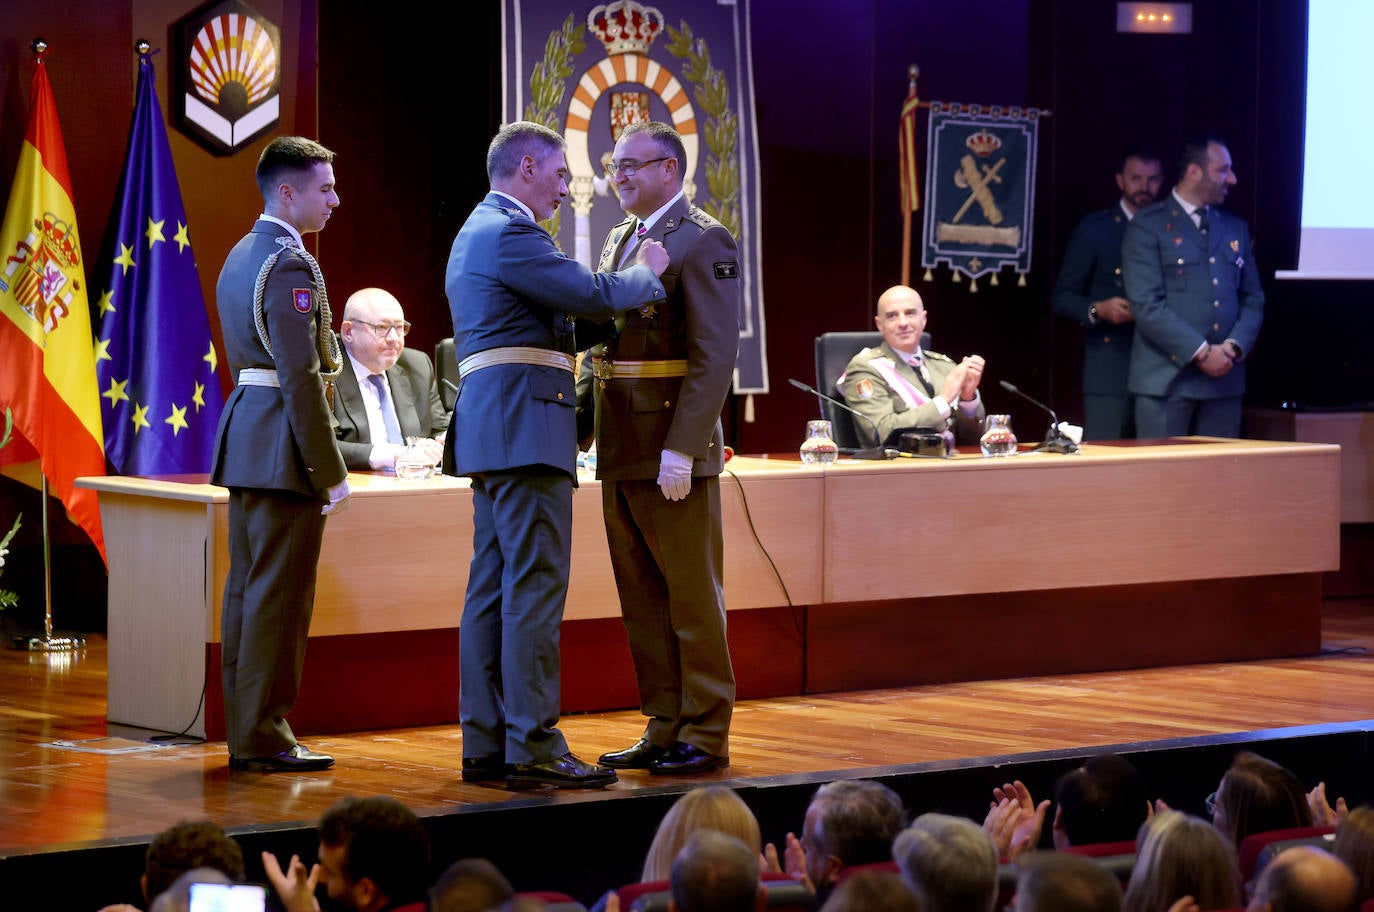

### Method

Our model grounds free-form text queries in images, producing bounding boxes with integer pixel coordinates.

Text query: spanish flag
[898,84,921,216]
[0,49,106,562]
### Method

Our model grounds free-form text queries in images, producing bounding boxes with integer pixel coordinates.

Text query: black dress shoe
[461,756,505,783]
[505,752,618,790]
[229,744,334,772]
[649,742,728,775]
[599,739,668,769]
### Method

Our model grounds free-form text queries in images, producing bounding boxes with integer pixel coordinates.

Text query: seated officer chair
[812,330,929,451]
[435,338,459,411]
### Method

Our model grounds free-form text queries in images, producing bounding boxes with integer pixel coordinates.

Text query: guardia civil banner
[921,102,1045,291]
[502,0,768,394]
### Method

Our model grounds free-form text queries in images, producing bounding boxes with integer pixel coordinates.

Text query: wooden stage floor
[3,597,1373,857]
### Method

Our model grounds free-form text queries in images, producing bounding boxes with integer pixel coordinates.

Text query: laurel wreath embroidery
[525,13,587,246]
[666,20,740,239]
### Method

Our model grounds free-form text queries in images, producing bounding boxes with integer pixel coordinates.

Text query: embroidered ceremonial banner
[502,0,768,393]
[93,52,226,476]
[921,102,1043,289]
[0,50,106,560]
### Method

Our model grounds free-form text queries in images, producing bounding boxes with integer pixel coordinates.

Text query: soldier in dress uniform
[1052,146,1163,439]
[582,122,740,776]
[210,136,349,772]
[1122,135,1264,438]
[840,285,987,448]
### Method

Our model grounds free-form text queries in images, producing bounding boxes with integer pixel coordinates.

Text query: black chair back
[435,338,459,410]
[812,331,929,450]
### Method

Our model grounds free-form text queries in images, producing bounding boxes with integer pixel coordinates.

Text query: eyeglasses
[605,157,670,179]
[352,319,411,339]
[1205,791,1220,816]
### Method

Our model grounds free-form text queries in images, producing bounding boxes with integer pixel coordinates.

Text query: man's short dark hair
[144,820,245,904]
[1056,754,1150,846]
[670,830,760,912]
[487,121,566,182]
[620,121,687,182]
[1118,144,1161,173]
[319,796,431,905]
[428,857,515,912]
[1178,134,1227,178]
[810,780,908,866]
[256,136,335,200]
[1016,851,1123,912]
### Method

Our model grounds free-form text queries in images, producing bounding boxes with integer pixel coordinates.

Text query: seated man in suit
[333,287,449,470]
[840,284,987,447]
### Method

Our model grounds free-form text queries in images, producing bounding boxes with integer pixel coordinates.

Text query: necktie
[908,356,935,397]
[618,223,647,269]
[1196,206,1209,234]
[366,373,403,444]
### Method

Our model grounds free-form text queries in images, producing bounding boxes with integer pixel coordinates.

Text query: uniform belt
[458,346,575,379]
[591,357,689,380]
[238,368,280,387]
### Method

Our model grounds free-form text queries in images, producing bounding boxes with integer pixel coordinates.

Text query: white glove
[322,479,351,516]
[657,449,693,501]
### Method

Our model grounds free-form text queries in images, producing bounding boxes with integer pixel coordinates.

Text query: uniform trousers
[1135,394,1242,438]
[603,475,734,755]
[460,470,572,765]
[222,488,325,758]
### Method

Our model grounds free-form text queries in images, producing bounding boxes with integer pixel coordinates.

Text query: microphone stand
[787,378,898,460]
[998,380,1080,454]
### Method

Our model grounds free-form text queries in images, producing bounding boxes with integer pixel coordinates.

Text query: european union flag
[93,51,224,475]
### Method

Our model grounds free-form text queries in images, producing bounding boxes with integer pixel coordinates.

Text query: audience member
[263,795,431,912]
[1247,846,1357,912]
[670,830,761,912]
[148,868,233,912]
[333,286,449,471]
[99,819,246,912]
[1015,851,1124,912]
[1210,752,1313,852]
[642,786,763,882]
[1122,811,1241,912]
[984,756,1151,861]
[895,812,1000,912]
[820,869,920,912]
[428,858,516,912]
[1332,807,1374,903]
[1051,145,1163,440]
[840,285,987,447]
[767,779,907,904]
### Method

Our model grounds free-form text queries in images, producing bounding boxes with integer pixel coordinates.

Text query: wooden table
[78,439,1340,739]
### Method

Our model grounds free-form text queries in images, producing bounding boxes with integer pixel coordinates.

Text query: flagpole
[8,39,87,654]
[900,64,920,287]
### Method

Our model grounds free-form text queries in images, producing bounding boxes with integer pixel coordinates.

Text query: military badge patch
[856,379,874,399]
[713,261,739,279]
[293,288,312,313]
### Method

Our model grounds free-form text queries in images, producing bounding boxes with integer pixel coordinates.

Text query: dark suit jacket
[1052,206,1134,397]
[211,219,345,495]
[442,192,664,479]
[332,347,450,469]
[588,197,740,481]
[1122,197,1265,399]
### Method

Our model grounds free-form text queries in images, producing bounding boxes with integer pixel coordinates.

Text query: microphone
[998,380,1079,454]
[787,378,898,460]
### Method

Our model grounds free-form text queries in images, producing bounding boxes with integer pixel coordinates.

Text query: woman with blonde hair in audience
[1333,805,1374,903]
[589,785,764,912]
[1123,810,1242,912]
[1208,751,1312,851]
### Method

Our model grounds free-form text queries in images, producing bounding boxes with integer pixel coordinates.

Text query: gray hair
[894,813,999,912]
[487,121,566,182]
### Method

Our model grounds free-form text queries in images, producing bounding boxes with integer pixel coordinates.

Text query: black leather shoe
[650,742,729,775]
[599,739,668,769]
[505,752,618,790]
[461,756,506,783]
[229,744,334,772]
